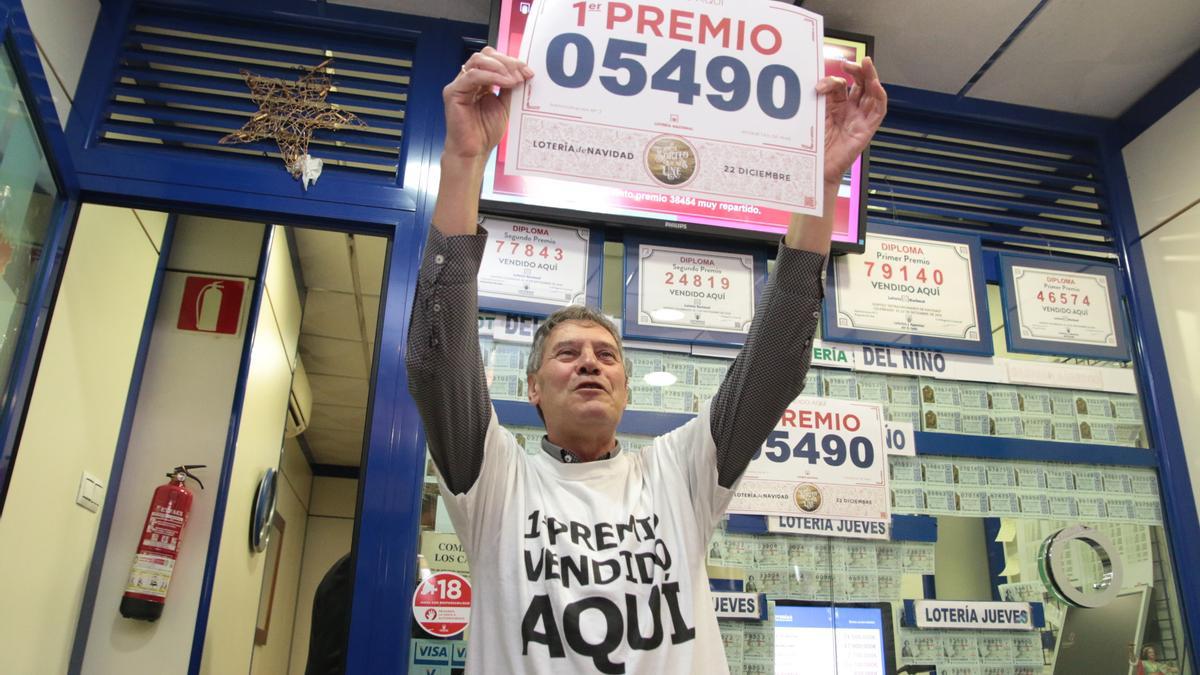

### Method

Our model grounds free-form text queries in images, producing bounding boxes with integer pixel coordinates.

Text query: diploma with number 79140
[505,0,826,217]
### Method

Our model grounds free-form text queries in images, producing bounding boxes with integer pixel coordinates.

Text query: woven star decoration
[220,58,365,188]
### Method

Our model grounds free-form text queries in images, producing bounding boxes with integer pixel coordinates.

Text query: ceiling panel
[304,428,365,466]
[294,228,354,292]
[354,234,388,296]
[316,0,1195,119]
[302,289,363,341]
[309,373,370,408]
[299,335,370,379]
[309,404,367,437]
[803,0,1042,94]
[968,0,1200,117]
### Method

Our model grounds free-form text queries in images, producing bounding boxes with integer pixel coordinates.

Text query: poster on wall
[622,236,766,344]
[999,254,1130,361]
[502,0,827,216]
[476,217,603,316]
[728,396,890,540]
[824,223,993,355]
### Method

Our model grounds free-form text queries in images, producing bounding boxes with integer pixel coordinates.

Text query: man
[305,553,352,675]
[406,45,886,674]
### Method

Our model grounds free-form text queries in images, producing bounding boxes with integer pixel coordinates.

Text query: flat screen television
[772,600,896,675]
[484,0,873,252]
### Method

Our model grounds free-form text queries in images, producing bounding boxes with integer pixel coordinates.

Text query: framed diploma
[622,235,766,345]
[999,254,1129,361]
[824,224,993,356]
[476,217,603,316]
[504,0,826,216]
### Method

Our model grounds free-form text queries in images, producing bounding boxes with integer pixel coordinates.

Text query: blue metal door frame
[1099,136,1200,661]
[0,0,83,515]
[17,0,1199,670]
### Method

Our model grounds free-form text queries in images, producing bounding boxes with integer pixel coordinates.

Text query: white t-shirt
[438,402,734,675]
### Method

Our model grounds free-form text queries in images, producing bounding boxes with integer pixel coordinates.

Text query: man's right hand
[442,47,534,162]
[433,47,533,236]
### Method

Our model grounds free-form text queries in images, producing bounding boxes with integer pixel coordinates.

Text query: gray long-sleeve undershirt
[406,226,825,494]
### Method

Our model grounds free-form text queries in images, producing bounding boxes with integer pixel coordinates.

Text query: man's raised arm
[405,48,534,495]
[710,58,888,488]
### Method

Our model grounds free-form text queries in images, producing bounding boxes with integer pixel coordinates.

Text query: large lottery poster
[507,0,825,214]
[484,0,871,249]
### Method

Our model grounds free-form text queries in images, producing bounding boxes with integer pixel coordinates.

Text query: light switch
[76,472,104,513]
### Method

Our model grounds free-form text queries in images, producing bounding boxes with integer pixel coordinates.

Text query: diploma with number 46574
[506,0,826,217]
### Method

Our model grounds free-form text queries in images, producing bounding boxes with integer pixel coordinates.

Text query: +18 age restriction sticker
[412,571,472,638]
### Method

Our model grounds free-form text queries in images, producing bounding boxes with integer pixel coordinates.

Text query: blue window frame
[0,0,81,515]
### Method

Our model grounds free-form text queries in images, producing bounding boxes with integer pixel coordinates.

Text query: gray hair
[526,305,630,381]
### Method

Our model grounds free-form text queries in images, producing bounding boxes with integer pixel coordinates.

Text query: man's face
[528,320,629,436]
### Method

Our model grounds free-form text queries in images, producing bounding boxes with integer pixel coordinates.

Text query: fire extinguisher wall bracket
[170,464,207,490]
[250,468,278,553]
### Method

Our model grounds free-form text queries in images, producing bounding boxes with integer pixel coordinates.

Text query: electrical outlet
[76,471,104,513]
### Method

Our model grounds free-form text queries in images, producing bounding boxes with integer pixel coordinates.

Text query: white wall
[288,477,358,675]
[200,227,304,674]
[0,205,162,675]
[280,436,313,512]
[1123,89,1200,516]
[1124,90,1200,238]
[23,0,100,129]
[250,437,312,675]
[81,218,264,675]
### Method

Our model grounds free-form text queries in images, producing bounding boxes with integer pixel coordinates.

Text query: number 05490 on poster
[507,0,826,215]
[728,397,889,536]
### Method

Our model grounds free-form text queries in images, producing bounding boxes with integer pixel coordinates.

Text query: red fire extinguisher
[120,465,205,622]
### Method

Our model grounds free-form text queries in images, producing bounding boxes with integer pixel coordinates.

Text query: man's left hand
[817,56,887,185]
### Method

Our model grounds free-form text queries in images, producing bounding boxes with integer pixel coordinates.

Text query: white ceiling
[340,0,1200,119]
[806,0,1200,117]
[292,228,384,467]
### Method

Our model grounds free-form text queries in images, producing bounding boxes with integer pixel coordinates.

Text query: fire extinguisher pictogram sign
[177,275,246,335]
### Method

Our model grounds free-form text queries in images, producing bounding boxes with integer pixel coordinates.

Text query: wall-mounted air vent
[100,6,413,179]
[866,111,1114,259]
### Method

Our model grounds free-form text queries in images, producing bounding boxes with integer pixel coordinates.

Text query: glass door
[0,1,81,514]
